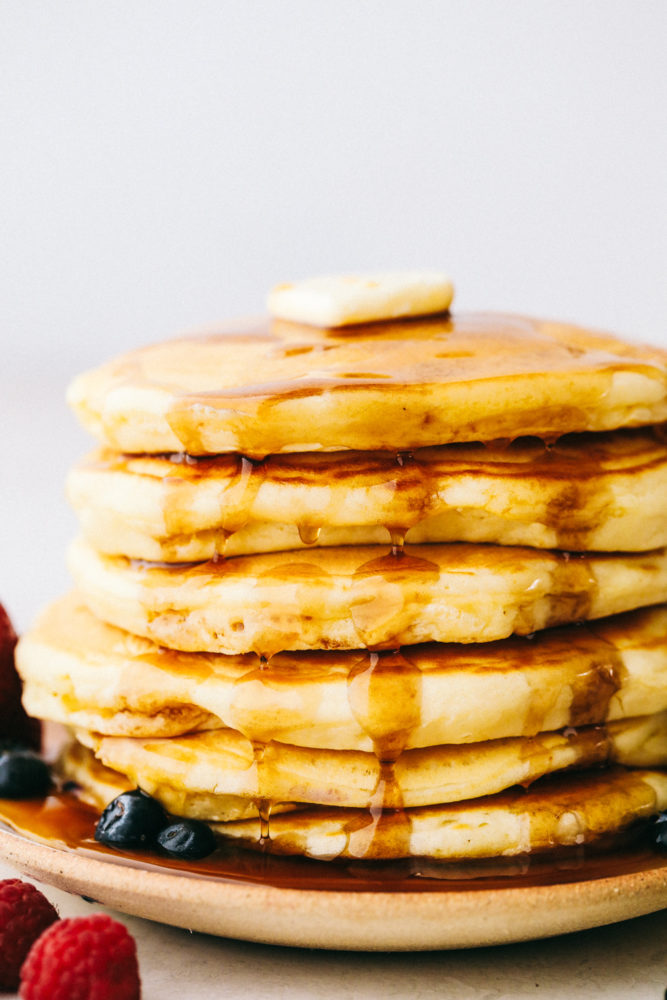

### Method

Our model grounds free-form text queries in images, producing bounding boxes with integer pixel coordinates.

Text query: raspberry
[0,879,59,991]
[19,913,141,1000]
[0,603,40,749]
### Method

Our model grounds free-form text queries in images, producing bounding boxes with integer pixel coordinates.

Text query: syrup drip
[163,455,266,558]
[344,761,412,860]
[344,648,423,857]
[388,528,406,556]
[515,550,599,634]
[251,742,272,846]
[346,650,422,761]
[567,637,625,728]
[297,524,322,546]
[257,801,272,845]
[349,551,440,650]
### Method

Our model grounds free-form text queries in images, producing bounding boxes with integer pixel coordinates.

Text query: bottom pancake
[61,741,667,861]
[218,768,667,861]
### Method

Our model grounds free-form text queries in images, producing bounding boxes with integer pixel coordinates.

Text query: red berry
[0,879,59,991]
[19,913,141,1000]
[0,603,40,749]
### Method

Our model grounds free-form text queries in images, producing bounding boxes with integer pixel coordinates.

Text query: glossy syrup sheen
[1,791,666,893]
[159,317,667,457]
[114,313,667,396]
[68,313,667,456]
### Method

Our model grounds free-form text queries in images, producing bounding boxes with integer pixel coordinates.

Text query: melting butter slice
[267,271,454,327]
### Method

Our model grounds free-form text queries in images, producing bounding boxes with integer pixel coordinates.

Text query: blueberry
[156,819,217,860]
[94,789,167,848]
[653,812,667,850]
[0,748,51,798]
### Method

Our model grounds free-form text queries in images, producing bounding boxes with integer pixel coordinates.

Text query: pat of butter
[268,271,454,327]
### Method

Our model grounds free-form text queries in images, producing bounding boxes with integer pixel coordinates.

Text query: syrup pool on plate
[1,786,666,895]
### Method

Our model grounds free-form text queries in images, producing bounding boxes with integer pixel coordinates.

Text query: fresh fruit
[157,819,217,860]
[94,789,167,848]
[0,747,52,798]
[0,879,59,991]
[19,913,141,999]
[0,603,40,749]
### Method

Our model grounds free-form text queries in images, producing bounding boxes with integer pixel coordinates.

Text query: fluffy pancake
[60,741,667,861]
[66,313,667,457]
[217,768,667,860]
[67,426,667,560]
[17,594,667,751]
[75,713,667,815]
[59,740,298,823]
[68,537,667,654]
[61,737,132,803]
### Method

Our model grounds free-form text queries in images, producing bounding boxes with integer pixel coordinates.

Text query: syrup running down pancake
[67,426,667,560]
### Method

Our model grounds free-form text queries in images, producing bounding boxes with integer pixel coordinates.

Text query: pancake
[217,768,667,860]
[66,313,667,458]
[67,426,667,560]
[75,712,667,815]
[68,537,667,654]
[60,740,667,861]
[59,739,295,824]
[17,594,667,751]
[56,738,293,823]
[60,736,133,804]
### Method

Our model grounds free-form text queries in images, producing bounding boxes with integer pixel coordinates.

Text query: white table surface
[2,367,667,999]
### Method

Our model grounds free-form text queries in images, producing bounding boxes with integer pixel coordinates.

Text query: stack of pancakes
[16,274,667,862]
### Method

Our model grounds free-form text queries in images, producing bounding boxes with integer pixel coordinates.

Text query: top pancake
[67,312,667,457]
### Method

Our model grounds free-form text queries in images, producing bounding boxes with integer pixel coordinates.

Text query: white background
[1,5,666,995]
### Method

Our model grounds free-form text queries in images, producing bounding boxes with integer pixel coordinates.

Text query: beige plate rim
[1,827,666,951]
